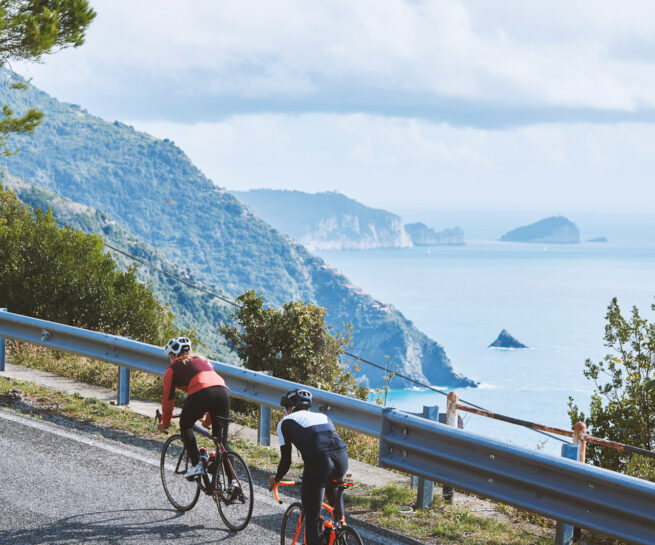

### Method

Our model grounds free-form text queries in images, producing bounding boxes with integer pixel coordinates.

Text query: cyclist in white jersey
[269,389,348,545]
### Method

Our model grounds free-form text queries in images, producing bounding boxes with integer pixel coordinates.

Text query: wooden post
[443,391,460,503]
[572,422,587,540]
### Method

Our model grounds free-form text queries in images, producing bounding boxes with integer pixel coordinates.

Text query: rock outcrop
[405,223,465,246]
[489,330,528,349]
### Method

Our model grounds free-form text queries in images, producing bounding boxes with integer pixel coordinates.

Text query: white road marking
[0,407,158,467]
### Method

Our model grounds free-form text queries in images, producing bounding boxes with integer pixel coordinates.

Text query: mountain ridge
[0,73,476,389]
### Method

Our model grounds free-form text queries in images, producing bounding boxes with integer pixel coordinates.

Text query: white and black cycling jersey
[274,410,346,481]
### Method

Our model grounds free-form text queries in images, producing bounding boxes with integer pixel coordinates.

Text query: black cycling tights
[179,385,230,466]
[301,449,348,545]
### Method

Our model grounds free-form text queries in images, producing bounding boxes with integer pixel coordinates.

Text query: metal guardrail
[0,311,382,436]
[379,408,655,544]
[1,311,655,544]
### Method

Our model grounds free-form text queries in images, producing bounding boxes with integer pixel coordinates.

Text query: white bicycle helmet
[164,337,192,358]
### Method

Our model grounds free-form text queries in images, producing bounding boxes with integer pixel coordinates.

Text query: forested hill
[0,72,475,389]
[2,172,238,364]
[231,189,412,251]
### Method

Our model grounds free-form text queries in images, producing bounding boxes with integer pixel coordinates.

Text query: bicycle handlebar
[270,480,299,504]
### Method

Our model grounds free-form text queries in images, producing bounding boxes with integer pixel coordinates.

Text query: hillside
[2,172,238,364]
[0,72,475,389]
[231,189,412,251]
[500,216,579,244]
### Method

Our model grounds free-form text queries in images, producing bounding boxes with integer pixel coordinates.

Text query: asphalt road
[0,408,407,545]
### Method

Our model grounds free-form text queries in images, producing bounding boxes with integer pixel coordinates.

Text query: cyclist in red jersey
[157,336,230,478]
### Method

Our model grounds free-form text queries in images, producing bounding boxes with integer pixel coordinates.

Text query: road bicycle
[272,479,363,545]
[155,409,254,531]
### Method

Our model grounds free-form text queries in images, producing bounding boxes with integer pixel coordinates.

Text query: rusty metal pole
[442,391,459,503]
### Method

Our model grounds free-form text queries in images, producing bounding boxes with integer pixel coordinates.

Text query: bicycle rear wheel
[160,434,201,511]
[336,525,363,545]
[214,450,254,531]
[281,502,304,545]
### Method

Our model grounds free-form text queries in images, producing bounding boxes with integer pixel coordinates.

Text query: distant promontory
[500,216,579,244]
[405,223,465,246]
[231,189,412,251]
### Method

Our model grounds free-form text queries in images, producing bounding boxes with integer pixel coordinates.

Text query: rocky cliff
[405,222,465,246]
[231,189,413,251]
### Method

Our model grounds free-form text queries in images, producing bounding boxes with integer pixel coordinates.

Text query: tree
[220,290,368,400]
[568,297,655,479]
[0,0,96,153]
[0,185,177,344]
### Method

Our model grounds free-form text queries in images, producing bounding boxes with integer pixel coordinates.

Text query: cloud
[14,0,655,123]
[130,113,655,213]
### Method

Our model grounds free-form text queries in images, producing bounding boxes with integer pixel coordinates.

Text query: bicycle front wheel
[214,450,254,531]
[281,502,304,545]
[336,525,363,545]
[160,434,200,511]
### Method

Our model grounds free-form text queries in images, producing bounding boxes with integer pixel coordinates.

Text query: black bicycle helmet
[280,388,312,411]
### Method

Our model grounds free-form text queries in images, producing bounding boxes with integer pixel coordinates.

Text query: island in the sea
[405,222,464,246]
[587,237,608,243]
[500,216,579,244]
[489,330,528,349]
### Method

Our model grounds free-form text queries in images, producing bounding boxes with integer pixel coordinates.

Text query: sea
[316,211,655,457]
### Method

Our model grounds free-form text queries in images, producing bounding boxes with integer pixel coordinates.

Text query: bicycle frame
[273,480,354,545]
[156,409,239,497]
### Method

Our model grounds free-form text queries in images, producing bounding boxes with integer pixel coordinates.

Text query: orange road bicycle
[155,410,254,531]
[272,480,363,545]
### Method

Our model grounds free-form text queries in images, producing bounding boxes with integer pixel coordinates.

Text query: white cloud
[131,113,655,213]
[14,0,655,114]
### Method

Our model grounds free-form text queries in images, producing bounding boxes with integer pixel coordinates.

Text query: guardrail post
[0,308,6,372]
[416,405,439,508]
[117,366,130,405]
[258,371,272,446]
[443,391,460,503]
[555,443,579,545]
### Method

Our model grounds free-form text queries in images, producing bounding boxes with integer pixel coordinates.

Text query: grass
[345,484,554,545]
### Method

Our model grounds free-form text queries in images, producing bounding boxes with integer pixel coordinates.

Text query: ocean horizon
[317,236,655,456]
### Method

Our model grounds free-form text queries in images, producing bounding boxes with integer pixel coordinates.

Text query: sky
[13,0,655,217]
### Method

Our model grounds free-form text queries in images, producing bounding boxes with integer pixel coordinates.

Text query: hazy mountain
[500,216,579,244]
[0,72,475,389]
[405,222,465,246]
[231,189,412,251]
